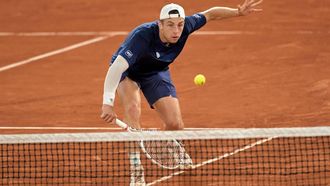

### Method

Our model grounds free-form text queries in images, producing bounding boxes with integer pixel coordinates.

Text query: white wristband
[103,93,116,106]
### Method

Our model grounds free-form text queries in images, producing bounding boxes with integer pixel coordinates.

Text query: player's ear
[157,20,163,29]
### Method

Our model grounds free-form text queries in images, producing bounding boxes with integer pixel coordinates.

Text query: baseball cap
[159,3,185,20]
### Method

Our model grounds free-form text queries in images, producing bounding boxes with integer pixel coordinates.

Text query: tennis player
[101,1,263,130]
[101,2,262,185]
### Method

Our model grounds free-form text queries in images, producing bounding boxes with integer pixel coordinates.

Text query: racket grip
[115,119,129,130]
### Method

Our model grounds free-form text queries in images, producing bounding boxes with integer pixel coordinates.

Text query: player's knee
[125,102,141,121]
[164,119,184,131]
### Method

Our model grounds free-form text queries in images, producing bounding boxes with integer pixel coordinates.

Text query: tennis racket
[115,119,192,169]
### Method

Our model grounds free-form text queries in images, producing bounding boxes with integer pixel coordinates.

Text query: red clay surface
[0,1,329,185]
[0,0,329,133]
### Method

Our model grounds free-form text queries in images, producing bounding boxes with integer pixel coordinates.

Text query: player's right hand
[100,104,117,123]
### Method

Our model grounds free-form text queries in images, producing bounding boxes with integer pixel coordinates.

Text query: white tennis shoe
[130,152,146,186]
[130,163,146,186]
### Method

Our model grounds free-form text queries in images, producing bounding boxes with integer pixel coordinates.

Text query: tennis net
[0,127,329,185]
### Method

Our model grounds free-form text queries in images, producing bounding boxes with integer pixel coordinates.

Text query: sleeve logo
[193,14,201,19]
[156,52,160,58]
[125,50,133,58]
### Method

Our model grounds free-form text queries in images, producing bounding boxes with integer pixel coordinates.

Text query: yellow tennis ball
[194,74,206,86]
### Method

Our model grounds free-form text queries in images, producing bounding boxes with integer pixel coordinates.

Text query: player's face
[158,18,185,44]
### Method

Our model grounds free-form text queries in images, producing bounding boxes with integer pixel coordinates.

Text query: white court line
[1,29,326,72]
[146,137,275,186]
[0,30,328,37]
[0,31,249,37]
[0,31,128,37]
[0,35,109,72]
[0,31,245,73]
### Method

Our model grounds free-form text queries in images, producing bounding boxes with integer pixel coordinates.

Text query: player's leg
[117,77,142,129]
[118,77,145,185]
[139,70,184,130]
[152,94,192,167]
[153,96,184,130]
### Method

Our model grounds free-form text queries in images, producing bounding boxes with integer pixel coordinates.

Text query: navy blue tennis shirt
[111,13,207,78]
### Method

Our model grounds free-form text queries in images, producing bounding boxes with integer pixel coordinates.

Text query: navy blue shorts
[121,70,177,108]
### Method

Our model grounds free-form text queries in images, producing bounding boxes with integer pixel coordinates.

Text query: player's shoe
[130,152,146,186]
[130,164,146,186]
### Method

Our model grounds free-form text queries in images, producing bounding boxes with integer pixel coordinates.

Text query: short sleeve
[184,13,207,34]
[117,32,149,66]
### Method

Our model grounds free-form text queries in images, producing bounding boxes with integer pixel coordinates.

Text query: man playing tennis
[101,0,263,130]
[101,1,262,185]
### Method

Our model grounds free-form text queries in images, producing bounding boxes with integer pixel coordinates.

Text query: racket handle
[115,119,129,130]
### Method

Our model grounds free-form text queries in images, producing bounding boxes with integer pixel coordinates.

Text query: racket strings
[141,140,192,169]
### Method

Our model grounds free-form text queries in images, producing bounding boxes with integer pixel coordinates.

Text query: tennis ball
[194,74,206,86]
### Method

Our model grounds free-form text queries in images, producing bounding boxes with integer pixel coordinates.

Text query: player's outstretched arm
[101,55,129,123]
[201,0,263,22]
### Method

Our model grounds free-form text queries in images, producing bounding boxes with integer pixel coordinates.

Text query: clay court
[0,0,329,185]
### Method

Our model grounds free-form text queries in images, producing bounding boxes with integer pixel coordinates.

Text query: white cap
[159,3,185,20]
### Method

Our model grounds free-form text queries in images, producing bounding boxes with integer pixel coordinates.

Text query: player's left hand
[100,104,117,123]
[238,0,263,16]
